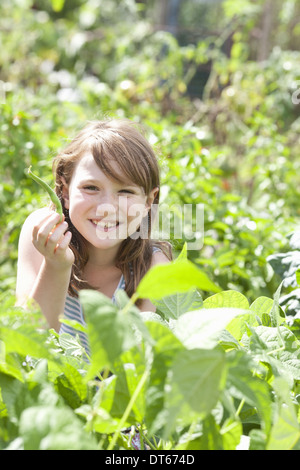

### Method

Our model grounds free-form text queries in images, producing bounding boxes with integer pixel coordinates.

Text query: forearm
[30,259,72,331]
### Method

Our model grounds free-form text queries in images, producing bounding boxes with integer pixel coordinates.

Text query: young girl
[16,119,172,353]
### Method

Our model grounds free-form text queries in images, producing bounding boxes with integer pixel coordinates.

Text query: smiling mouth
[90,219,120,232]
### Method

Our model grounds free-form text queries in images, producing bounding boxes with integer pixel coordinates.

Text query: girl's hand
[32,211,74,269]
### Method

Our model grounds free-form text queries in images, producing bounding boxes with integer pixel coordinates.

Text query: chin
[89,235,124,251]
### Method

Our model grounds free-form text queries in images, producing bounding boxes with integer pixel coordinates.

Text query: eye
[84,185,99,191]
[119,189,135,194]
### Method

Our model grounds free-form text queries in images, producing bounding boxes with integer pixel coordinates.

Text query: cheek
[126,199,148,220]
[69,190,91,210]
[127,203,148,237]
[68,192,91,225]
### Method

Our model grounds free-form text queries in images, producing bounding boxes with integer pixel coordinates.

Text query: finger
[32,211,55,240]
[54,231,72,252]
[45,221,69,249]
[33,211,61,237]
[34,212,63,246]
[32,210,63,234]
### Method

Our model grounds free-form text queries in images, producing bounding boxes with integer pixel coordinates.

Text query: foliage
[1,0,300,451]
[1,0,300,302]
[1,253,300,450]
[267,229,300,319]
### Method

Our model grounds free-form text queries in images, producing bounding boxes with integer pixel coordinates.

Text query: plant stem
[120,292,139,315]
[266,346,285,356]
[138,425,158,451]
[235,398,245,419]
[107,368,149,450]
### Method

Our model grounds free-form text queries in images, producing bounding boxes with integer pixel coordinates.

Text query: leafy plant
[1,0,300,451]
[267,228,300,319]
[1,249,300,450]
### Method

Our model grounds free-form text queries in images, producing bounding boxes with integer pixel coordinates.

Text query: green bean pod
[27,166,63,222]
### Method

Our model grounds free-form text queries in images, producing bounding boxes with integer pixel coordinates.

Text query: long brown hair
[51,118,172,305]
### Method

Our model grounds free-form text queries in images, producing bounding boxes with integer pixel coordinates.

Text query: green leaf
[296,269,300,286]
[203,290,254,342]
[0,374,36,422]
[0,326,52,360]
[269,282,284,328]
[144,321,184,433]
[194,414,223,450]
[163,348,226,437]
[50,0,65,12]
[250,296,274,316]
[203,290,249,309]
[19,405,98,450]
[221,418,243,450]
[0,342,23,381]
[242,325,300,385]
[136,259,221,301]
[176,242,188,261]
[79,290,138,378]
[93,372,133,428]
[174,307,249,349]
[58,333,88,360]
[54,363,87,408]
[155,289,203,320]
[76,404,120,434]
[267,378,300,450]
[226,351,272,435]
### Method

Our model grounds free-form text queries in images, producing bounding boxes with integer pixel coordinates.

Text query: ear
[143,186,159,218]
[146,186,159,208]
[61,177,70,210]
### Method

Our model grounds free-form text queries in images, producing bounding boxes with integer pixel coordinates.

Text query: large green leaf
[155,289,203,320]
[54,363,87,409]
[163,348,226,437]
[226,350,272,435]
[0,326,52,360]
[267,378,300,450]
[203,290,249,309]
[144,321,184,433]
[79,290,138,378]
[136,259,221,301]
[242,325,300,385]
[19,405,98,450]
[174,307,249,349]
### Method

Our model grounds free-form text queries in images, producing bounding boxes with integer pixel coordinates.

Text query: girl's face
[62,152,158,253]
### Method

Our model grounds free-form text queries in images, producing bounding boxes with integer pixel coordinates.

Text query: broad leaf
[155,289,203,320]
[136,259,221,300]
[174,307,249,349]
[267,378,300,450]
[163,348,226,437]
[203,290,249,309]
[79,290,138,377]
[19,405,98,450]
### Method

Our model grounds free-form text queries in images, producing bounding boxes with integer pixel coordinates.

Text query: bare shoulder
[22,207,53,229]
[18,207,53,269]
[16,207,52,304]
[150,249,170,268]
[138,251,170,313]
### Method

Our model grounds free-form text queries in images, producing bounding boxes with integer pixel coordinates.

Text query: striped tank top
[59,246,161,355]
[59,274,126,357]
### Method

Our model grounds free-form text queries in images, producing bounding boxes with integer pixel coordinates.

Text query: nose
[96,189,118,206]
[95,190,118,220]
[96,201,118,219]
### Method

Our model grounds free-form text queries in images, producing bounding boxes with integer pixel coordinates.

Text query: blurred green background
[1,0,300,303]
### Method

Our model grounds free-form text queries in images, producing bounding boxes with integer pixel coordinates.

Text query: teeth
[91,220,118,228]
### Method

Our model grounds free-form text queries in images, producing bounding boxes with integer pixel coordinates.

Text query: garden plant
[1,248,300,450]
[1,0,300,451]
